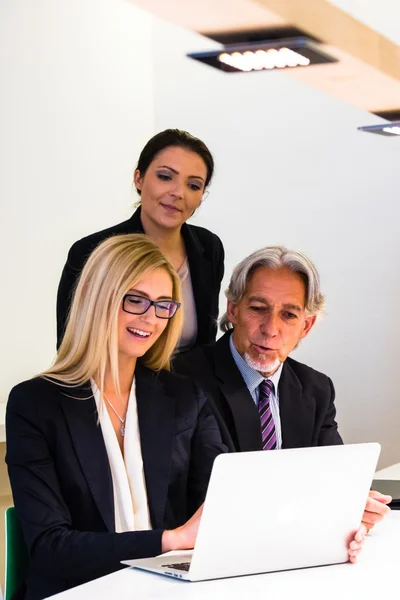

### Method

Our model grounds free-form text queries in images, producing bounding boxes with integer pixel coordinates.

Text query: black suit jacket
[6,364,226,600]
[173,332,343,452]
[56,207,224,348]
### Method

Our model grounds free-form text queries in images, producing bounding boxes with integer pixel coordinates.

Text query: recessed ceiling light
[358,121,400,137]
[187,37,337,73]
[383,126,400,135]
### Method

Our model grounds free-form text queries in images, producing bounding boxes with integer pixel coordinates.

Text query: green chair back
[4,507,29,600]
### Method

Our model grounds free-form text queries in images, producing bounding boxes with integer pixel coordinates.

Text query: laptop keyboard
[161,562,191,572]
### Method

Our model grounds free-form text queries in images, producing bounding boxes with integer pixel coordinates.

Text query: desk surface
[49,512,400,599]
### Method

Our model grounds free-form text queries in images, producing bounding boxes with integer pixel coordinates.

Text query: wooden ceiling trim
[254,0,400,82]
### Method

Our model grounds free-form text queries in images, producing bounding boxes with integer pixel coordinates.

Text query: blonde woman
[6,234,226,600]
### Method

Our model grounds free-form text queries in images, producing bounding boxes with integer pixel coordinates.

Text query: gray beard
[244,352,281,376]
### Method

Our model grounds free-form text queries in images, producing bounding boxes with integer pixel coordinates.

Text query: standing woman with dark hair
[57,129,224,351]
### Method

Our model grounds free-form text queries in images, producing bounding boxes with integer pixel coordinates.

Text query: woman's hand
[161,504,204,552]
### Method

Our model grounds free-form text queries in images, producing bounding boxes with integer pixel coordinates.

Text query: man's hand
[362,490,391,532]
[348,524,367,563]
[348,490,391,563]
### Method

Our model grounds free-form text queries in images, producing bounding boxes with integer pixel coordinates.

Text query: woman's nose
[170,179,184,199]
[140,305,158,324]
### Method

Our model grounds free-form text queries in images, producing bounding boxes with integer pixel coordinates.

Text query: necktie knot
[259,379,273,399]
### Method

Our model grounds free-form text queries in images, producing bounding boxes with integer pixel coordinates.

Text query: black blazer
[173,332,343,453]
[56,207,225,348]
[6,364,226,600]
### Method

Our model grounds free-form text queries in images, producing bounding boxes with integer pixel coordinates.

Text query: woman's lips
[160,203,182,213]
[127,328,152,342]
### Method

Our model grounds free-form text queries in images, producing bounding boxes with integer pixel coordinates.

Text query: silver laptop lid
[189,443,380,580]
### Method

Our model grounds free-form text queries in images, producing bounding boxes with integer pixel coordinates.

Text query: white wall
[2,2,399,468]
[0,0,154,399]
[152,19,400,467]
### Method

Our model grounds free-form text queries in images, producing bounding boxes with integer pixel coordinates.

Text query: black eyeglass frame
[122,294,181,319]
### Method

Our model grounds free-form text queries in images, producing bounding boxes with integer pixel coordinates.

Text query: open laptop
[123,443,380,581]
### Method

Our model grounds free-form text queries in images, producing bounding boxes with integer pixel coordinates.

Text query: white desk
[49,512,400,600]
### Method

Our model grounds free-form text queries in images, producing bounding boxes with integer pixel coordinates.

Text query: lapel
[127,207,145,232]
[135,363,175,529]
[130,210,212,320]
[60,383,115,532]
[212,333,263,452]
[278,360,316,449]
[181,224,213,344]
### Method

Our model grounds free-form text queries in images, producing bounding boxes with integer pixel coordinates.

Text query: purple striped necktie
[258,379,277,450]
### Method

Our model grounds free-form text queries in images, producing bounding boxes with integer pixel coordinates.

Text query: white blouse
[91,378,152,532]
[177,257,198,352]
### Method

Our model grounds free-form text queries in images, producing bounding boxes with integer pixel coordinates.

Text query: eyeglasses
[122,294,181,319]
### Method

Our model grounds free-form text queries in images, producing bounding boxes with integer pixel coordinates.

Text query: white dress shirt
[176,257,198,352]
[92,378,152,532]
[229,335,283,449]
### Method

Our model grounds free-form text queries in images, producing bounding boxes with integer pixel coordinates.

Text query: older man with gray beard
[174,245,391,532]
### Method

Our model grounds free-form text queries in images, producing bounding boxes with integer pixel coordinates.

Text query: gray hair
[220,246,325,331]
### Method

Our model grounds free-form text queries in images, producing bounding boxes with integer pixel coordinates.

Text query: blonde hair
[41,234,183,397]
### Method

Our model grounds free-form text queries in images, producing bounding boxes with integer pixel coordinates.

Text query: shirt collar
[229,333,284,394]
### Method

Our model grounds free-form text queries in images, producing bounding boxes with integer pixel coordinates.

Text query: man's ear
[226,300,238,326]
[300,314,317,340]
[133,169,143,192]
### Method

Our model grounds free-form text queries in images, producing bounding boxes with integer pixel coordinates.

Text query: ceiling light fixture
[218,47,311,71]
[187,37,337,73]
[358,121,400,137]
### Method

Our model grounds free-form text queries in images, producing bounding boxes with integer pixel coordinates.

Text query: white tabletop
[49,511,400,599]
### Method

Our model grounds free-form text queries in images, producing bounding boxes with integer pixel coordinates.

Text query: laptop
[123,443,380,581]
